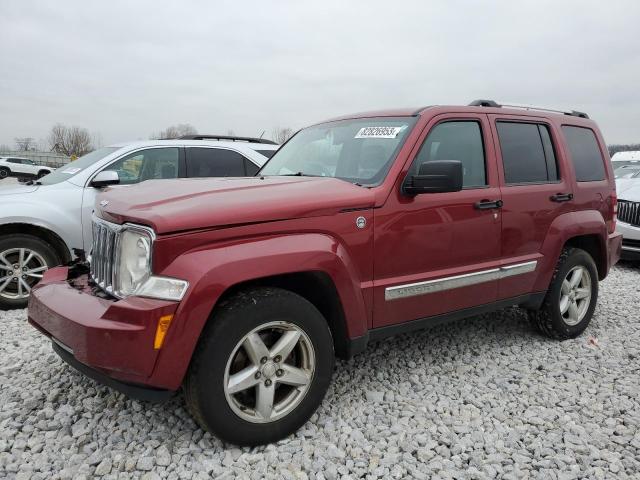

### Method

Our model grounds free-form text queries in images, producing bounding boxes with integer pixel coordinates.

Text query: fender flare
[151,233,369,389]
[534,210,608,291]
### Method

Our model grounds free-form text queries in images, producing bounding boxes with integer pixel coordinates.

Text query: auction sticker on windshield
[355,126,404,139]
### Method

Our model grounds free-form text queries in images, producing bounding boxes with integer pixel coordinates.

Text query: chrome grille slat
[618,200,640,227]
[90,216,122,294]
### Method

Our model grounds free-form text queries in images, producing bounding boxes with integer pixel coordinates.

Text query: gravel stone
[1,264,639,478]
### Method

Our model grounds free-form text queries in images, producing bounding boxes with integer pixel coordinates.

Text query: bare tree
[227,129,236,137]
[609,143,640,156]
[151,124,197,139]
[272,127,294,144]
[0,144,11,153]
[48,124,94,158]
[15,137,36,151]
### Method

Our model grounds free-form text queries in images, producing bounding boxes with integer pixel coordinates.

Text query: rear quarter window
[561,126,606,182]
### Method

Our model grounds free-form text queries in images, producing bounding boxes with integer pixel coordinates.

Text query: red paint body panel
[28,267,178,384]
[27,104,620,393]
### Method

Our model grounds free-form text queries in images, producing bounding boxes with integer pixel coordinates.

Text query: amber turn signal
[154,314,174,349]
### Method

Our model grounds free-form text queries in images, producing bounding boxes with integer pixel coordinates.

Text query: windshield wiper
[280,172,310,176]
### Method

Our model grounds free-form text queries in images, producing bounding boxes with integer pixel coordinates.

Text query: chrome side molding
[385,261,537,301]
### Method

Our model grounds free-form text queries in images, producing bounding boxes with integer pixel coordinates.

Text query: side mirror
[91,170,120,188]
[403,160,463,195]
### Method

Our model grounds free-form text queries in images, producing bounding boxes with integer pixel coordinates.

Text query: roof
[316,101,594,126]
[106,139,279,150]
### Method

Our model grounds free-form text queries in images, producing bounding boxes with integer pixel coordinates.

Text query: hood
[96,176,375,234]
[617,178,640,202]
[0,184,39,196]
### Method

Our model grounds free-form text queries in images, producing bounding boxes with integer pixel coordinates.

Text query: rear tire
[528,247,598,339]
[0,234,61,310]
[184,287,334,446]
[0,168,9,179]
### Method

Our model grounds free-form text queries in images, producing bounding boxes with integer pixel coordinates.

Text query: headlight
[114,225,188,301]
[115,228,153,297]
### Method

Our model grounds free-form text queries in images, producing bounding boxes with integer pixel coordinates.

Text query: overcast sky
[1,0,639,148]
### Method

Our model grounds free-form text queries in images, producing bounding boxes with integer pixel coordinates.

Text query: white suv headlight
[114,225,188,301]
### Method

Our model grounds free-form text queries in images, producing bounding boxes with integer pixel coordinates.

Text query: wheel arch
[0,223,72,264]
[536,210,610,292]
[216,271,354,359]
[563,234,606,280]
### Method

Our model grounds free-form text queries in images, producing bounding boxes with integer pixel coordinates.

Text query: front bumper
[28,266,180,397]
[616,221,640,260]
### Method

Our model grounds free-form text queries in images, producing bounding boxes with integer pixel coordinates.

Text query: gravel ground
[1,264,639,479]
[0,178,20,188]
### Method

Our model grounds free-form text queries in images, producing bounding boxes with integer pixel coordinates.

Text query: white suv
[0,137,279,308]
[0,157,53,180]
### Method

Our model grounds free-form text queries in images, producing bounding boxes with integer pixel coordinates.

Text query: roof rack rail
[178,135,278,145]
[468,99,589,119]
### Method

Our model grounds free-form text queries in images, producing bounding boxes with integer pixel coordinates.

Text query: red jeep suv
[28,100,621,445]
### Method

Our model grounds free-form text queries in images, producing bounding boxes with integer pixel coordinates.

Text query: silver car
[616,173,640,261]
[0,137,278,308]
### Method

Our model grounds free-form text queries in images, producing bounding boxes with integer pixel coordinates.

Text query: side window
[244,159,260,176]
[104,148,179,185]
[7,158,20,164]
[561,126,606,182]
[187,148,247,177]
[412,121,486,188]
[496,122,559,184]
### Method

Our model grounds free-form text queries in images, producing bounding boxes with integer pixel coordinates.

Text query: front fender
[0,189,83,254]
[150,233,369,389]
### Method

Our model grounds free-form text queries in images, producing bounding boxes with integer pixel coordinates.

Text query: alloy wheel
[223,321,315,423]
[0,248,48,300]
[559,266,592,326]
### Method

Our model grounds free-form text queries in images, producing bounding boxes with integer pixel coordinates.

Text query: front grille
[618,200,640,227]
[89,216,122,294]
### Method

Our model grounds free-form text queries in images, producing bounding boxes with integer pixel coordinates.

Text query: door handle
[474,199,503,210]
[550,193,573,202]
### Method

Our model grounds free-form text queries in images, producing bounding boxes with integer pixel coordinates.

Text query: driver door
[373,114,503,327]
[80,147,182,252]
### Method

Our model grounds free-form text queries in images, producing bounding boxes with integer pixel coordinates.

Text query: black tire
[37,170,50,178]
[0,234,62,310]
[528,247,599,339]
[184,287,334,446]
[0,168,9,179]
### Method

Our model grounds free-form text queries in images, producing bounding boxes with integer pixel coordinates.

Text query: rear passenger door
[185,147,258,177]
[489,116,573,300]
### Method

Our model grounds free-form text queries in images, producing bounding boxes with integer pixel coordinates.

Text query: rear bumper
[28,266,180,392]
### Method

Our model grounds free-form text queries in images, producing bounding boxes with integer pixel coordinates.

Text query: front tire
[0,235,61,309]
[528,247,598,339]
[184,287,334,446]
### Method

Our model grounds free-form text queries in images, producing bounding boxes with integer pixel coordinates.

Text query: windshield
[38,147,120,185]
[614,165,640,179]
[260,117,417,186]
